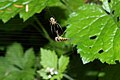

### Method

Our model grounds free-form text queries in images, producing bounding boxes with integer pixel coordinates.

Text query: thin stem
[33,16,52,42]
[63,74,74,80]
[60,0,73,12]
[31,23,42,33]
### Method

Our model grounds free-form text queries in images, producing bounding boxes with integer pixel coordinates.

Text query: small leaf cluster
[37,48,69,80]
[0,43,70,80]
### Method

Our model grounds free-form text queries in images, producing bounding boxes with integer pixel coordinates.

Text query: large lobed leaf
[0,0,33,22]
[0,43,35,80]
[0,0,61,23]
[66,0,120,64]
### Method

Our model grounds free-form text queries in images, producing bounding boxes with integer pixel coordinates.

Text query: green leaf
[47,0,64,7]
[37,69,49,80]
[6,43,23,57]
[102,0,110,13]
[60,0,84,11]
[108,0,120,27]
[39,49,70,80]
[0,0,46,22]
[19,68,35,80]
[44,41,72,56]
[66,1,120,64]
[0,57,14,80]
[40,48,58,69]
[0,0,63,23]
[19,0,47,21]
[50,74,63,80]
[58,56,69,73]
[23,48,35,68]
[0,1,24,23]
[0,57,21,80]
[0,42,35,80]
[6,42,24,68]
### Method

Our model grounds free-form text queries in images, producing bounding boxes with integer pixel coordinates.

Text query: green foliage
[44,40,72,56]
[37,48,69,80]
[58,55,69,73]
[0,0,62,23]
[66,0,120,64]
[40,48,58,69]
[1,0,120,80]
[0,43,35,80]
[60,0,84,11]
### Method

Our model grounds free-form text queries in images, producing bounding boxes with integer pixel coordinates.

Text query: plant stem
[63,74,74,80]
[33,16,52,42]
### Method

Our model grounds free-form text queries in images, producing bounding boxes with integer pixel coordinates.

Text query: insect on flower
[49,17,63,35]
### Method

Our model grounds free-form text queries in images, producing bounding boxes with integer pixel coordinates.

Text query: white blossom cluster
[45,67,58,79]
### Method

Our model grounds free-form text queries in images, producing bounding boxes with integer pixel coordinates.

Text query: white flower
[54,71,58,74]
[50,71,54,75]
[48,75,52,78]
[45,67,50,72]
[49,68,54,73]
